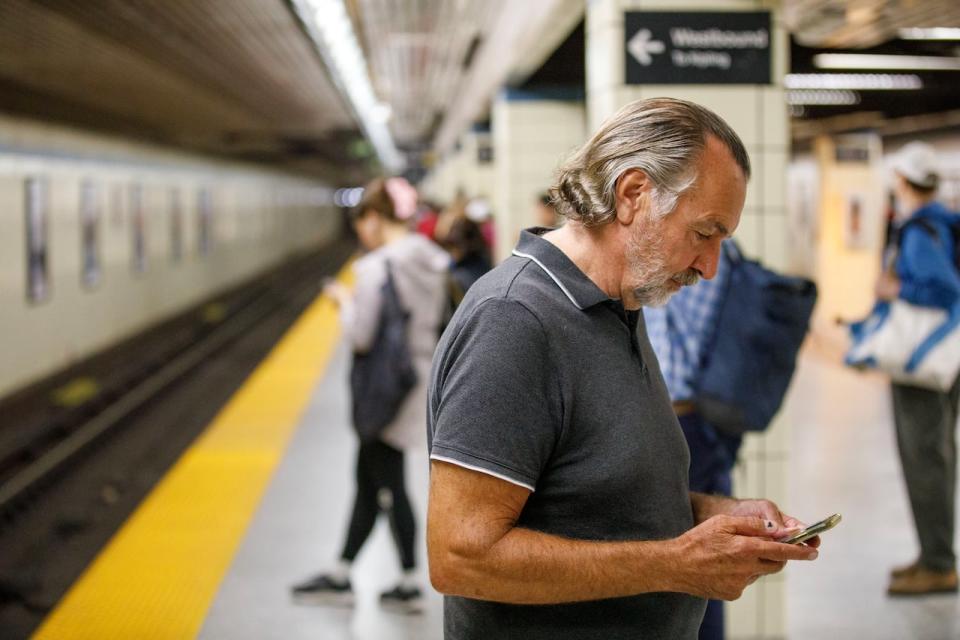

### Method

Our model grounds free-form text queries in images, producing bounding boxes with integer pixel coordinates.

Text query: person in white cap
[880,141,960,596]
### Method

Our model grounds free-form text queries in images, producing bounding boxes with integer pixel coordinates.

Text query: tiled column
[587,1,790,638]
[491,91,586,262]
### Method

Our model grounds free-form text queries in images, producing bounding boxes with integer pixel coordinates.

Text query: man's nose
[692,245,721,280]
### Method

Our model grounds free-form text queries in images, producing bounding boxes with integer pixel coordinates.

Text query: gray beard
[627,217,700,307]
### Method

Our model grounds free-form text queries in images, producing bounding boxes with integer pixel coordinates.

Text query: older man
[426,98,818,639]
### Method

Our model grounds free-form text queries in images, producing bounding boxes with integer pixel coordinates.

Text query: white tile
[727,577,760,638]
[762,456,789,510]
[586,19,625,93]
[744,165,761,212]
[761,403,792,455]
[733,210,762,258]
[761,88,789,149]
[733,454,763,500]
[761,148,789,211]
[586,0,625,33]
[762,215,790,271]
[760,576,787,637]
[636,86,761,148]
[771,22,789,84]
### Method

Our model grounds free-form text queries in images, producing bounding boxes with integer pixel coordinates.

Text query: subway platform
[29,284,960,640]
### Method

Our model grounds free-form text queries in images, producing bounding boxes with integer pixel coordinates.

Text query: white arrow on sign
[627,28,665,66]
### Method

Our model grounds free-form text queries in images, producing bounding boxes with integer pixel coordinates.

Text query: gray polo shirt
[427,229,705,639]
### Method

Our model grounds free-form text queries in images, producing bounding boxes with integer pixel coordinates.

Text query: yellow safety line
[33,264,353,640]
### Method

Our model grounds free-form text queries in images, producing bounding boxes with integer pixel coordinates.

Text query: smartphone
[780,513,842,545]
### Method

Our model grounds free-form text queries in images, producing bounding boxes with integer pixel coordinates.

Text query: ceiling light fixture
[784,73,923,90]
[814,53,960,71]
[291,0,403,171]
[898,27,960,41]
[786,90,861,106]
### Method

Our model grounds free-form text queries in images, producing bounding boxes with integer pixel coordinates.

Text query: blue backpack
[695,242,818,436]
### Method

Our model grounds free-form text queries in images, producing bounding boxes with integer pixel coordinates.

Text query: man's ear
[614,169,652,226]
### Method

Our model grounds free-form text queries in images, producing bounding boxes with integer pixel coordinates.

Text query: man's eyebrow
[706,220,730,237]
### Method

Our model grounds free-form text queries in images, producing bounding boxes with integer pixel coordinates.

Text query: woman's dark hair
[444,216,489,261]
[350,178,397,222]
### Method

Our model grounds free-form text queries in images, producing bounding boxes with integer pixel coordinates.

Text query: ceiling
[0,1,958,182]
[0,0,366,182]
[786,0,960,48]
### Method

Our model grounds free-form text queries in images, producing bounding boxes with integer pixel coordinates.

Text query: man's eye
[696,231,712,240]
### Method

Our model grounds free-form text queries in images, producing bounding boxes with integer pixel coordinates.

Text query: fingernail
[808,550,819,560]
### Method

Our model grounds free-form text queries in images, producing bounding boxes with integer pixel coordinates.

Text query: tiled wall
[587,0,791,637]
[420,131,495,208]
[491,97,586,261]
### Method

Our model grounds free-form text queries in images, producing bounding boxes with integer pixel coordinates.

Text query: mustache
[672,269,701,287]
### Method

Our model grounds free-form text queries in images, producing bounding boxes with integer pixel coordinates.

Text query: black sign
[625,12,771,85]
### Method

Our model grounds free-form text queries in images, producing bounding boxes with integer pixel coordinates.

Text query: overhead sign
[625,12,771,85]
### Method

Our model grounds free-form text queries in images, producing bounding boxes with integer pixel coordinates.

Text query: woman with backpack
[291,177,450,613]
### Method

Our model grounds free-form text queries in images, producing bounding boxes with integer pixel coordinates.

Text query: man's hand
[693,493,821,549]
[669,515,819,601]
[727,499,818,546]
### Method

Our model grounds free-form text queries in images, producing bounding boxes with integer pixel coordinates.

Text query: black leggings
[340,440,416,570]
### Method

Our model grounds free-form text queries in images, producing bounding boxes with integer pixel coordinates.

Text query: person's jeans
[679,412,741,640]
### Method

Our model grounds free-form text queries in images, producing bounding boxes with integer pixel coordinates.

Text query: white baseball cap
[891,141,940,190]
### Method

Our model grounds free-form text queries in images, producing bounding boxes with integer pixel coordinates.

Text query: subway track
[0,241,353,639]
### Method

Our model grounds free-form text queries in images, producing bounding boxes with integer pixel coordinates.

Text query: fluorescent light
[899,27,960,41]
[786,90,860,106]
[291,0,403,171]
[814,53,960,71]
[785,73,922,90]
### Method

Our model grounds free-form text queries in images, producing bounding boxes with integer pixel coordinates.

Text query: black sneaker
[291,574,354,607]
[379,584,423,614]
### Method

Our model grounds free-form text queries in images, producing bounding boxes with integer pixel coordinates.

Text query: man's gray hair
[549,97,751,226]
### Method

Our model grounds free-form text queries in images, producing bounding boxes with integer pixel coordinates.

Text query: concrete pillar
[586,1,791,637]
[491,91,586,263]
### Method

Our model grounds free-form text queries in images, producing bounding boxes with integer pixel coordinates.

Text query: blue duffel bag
[695,242,817,436]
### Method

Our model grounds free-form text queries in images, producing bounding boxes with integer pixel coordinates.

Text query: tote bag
[845,300,960,391]
[350,262,418,442]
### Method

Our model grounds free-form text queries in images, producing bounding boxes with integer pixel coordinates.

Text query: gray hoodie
[340,232,450,450]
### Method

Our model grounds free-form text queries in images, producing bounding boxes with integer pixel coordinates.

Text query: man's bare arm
[691,491,739,523]
[428,461,818,605]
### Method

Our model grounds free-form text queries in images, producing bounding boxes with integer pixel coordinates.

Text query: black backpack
[349,262,418,443]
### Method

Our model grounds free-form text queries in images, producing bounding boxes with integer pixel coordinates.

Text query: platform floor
[35,293,960,639]
[198,342,960,639]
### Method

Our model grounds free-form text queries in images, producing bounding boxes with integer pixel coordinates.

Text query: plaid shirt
[645,244,730,402]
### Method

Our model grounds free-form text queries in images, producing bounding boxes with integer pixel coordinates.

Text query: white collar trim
[512,249,583,310]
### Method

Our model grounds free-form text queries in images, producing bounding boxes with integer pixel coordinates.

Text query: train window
[198,187,213,258]
[80,179,102,289]
[170,187,183,264]
[130,183,146,274]
[25,177,50,304]
[110,183,125,229]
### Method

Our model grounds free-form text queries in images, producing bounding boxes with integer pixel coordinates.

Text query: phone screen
[781,513,842,545]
